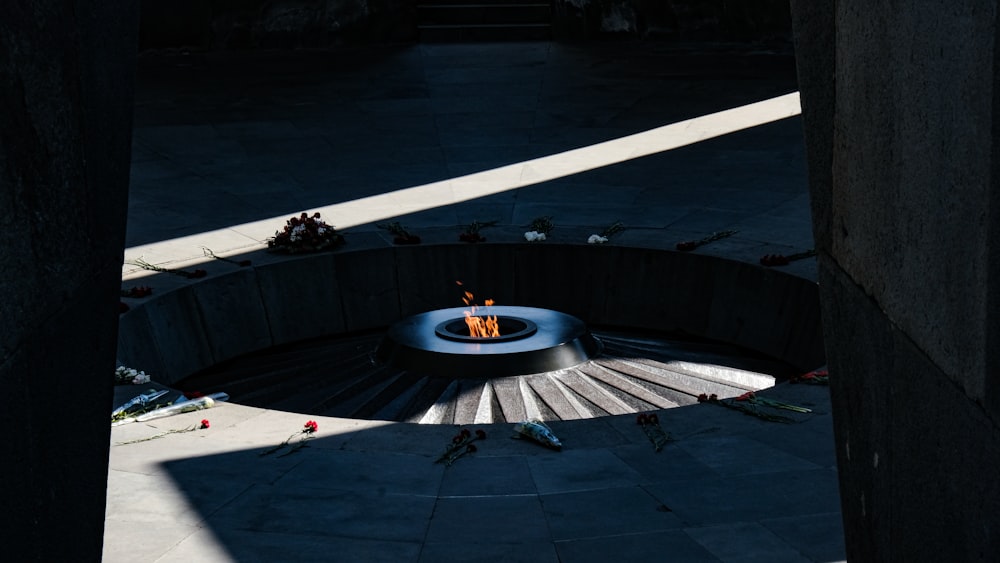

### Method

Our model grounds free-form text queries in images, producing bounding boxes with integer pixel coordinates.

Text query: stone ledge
[118,241,823,385]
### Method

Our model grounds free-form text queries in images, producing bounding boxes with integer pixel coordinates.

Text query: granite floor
[108,41,844,562]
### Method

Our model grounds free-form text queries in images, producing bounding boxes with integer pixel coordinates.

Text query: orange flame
[459,286,499,338]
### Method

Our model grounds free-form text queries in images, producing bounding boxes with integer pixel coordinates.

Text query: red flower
[304,420,318,433]
[460,428,471,439]
[647,413,658,424]
[475,429,487,440]
[709,394,718,402]
[189,269,208,279]
[676,241,697,252]
[200,419,210,429]
[183,390,204,399]
[697,393,709,402]
[735,391,755,402]
[466,443,477,453]
[452,434,464,444]
[637,413,648,425]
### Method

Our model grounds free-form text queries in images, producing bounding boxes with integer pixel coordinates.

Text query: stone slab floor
[107,41,844,562]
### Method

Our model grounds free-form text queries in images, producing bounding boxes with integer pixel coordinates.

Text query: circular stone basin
[376,306,600,378]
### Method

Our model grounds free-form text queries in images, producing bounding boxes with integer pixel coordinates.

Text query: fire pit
[376,306,601,377]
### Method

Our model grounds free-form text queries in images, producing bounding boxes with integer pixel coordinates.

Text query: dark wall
[791,1,1000,560]
[0,2,136,560]
[139,0,416,50]
[553,0,792,42]
[137,0,791,50]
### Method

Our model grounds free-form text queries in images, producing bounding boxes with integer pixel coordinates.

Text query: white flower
[132,371,150,385]
[588,234,608,244]
[524,231,546,242]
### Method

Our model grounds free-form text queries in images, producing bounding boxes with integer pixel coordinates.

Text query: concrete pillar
[791,1,1000,560]
[0,3,137,560]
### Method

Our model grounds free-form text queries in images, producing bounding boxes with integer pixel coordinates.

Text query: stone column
[791,1,1000,560]
[0,3,137,560]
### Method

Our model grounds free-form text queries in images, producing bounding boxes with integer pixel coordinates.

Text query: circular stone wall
[116,242,824,388]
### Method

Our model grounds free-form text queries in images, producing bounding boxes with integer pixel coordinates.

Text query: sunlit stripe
[123,91,801,277]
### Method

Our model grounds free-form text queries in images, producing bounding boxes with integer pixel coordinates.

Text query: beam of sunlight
[122,91,801,278]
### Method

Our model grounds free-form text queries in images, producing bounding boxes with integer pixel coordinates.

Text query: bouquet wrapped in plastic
[513,419,562,450]
[135,393,229,422]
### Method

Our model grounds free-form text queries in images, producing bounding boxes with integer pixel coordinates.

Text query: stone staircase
[179,330,792,425]
[416,0,552,42]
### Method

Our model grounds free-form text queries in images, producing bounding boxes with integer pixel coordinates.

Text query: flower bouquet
[268,212,344,253]
[134,393,229,422]
[260,420,319,457]
[513,419,562,450]
[636,412,671,452]
[588,220,625,244]
[115,366,151,385]
[126,258,206,279]
[202,247,251,267]
[760,249,816,267]
[115,419,210,446]
[790,368,829,385]
[120,286,153,298]
[676,230,738,252]
[435,428,487,466]
[377,221,421,245]
[459,219,497,243]
[697,391,810,423]
[524,216,554,242]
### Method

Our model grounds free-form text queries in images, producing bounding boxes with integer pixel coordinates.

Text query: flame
[458,286,499,338]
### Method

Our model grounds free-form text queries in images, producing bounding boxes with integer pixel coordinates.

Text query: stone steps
[417,0,551,42]
[178,330,782,425]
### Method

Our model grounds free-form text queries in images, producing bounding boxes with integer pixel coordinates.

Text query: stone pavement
[107,41,844,561]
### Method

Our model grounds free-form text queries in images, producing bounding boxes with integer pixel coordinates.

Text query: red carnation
[637,413,648,425]
[200,419,210,429]
[304,420,318,433]
[475,429,487,440]
[466,443,477,453]
[697,393,709,402]
[648,413,658,424]
[460,428,471,439]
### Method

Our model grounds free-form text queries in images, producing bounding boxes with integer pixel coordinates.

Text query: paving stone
[555,529,721,562]
[685,521,812,563]
[424,495,548,543]
[676,435,820,476]
[541,485,682,541]
[644,469,842,527]
[162,529,422,563]
[275,449,444,496]
[438,454,537,496]
[526,448,644,494]
[760,512,846,563]
[610,443,719,484]
[207,483,435,543]
[419,540,559,563]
